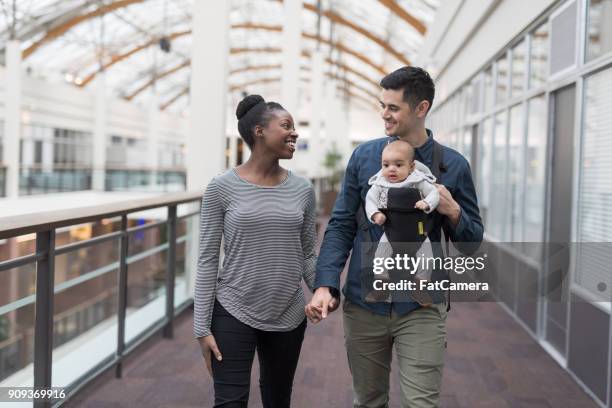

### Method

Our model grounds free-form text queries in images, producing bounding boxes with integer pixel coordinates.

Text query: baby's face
[381,147,415,183]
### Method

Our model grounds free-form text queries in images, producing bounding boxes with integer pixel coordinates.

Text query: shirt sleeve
[447,162,484,255]
[301,185,317,292]
[365,184,382,221]
[418,180,439,214]
[315,149,362,291]
[193,178,224,338]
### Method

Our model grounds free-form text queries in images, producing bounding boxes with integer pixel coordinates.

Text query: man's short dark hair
[380,66,435,114]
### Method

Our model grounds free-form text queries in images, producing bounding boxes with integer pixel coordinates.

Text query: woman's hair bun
[236,94,265,120]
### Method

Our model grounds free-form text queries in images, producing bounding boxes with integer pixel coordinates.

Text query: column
[229,134,238,168]
[186,1,231,298]
[310,50,325,140]
[92,72,107,191]
[280,0,302,114]
[147,94,159,189]
[4,40,22,198]
[187,1,230,190]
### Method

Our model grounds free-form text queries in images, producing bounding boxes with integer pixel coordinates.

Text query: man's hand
[197,334,222,377]
[435,184,461,227]
[306,287,339,323]
[372,212,386,225]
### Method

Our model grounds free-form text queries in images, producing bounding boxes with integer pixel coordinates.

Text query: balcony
[0,192,202,407]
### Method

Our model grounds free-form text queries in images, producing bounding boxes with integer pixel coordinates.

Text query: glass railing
[0,192,202,406]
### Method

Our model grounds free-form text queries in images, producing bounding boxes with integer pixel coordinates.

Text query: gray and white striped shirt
[193,168,316,338]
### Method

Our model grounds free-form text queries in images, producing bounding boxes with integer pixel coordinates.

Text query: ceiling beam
[80,29,190,87]
[123,42,380,102]
[123,59,190,100]
[23,0,146,59]
[78,25,387,88]
[23,0,419,69]
[232,23,386,74]
[377,0,427,35]
[162,72,377,111]
[159,87,189,111]
[301,2,410,65]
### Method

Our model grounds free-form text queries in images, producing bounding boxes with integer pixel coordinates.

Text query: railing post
[34,230,55,408]
[164,205,177,338]
[115,215,128,378]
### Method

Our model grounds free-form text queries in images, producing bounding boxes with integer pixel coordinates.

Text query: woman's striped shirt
[193,168,316,338]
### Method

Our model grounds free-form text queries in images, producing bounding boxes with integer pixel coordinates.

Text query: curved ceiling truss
[161,73,378,112]
[5,0,438,112]
[20,0,425,65]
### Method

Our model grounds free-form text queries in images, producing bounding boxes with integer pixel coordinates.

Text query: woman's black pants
[210,300,307,408]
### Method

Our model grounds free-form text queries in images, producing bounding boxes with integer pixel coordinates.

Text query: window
[469,76,482,115]
[586,0,612,61]
[496,53,509,105]
[524,95,547,242]
[462,127,472,163]
[530,23,549,89]
[52,128,92,166]
[508,104,524,241]
[484,66,494,111]
[511,40,527,98]
[0,121,4,163]
[575,67,612,300]
[478,118,493,226]
[550,0,577,75]
[489,111,508,239]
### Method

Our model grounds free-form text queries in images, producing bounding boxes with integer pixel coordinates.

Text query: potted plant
[321,145,344,215]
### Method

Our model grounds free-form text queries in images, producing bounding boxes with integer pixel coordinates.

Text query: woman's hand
[197,335,222,376]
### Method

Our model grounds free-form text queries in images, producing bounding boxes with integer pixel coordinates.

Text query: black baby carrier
[358,140,451,307]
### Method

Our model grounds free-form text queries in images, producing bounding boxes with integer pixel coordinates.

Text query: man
[307,66,483,407]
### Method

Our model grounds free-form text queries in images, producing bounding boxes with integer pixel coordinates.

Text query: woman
[194,94,317,407]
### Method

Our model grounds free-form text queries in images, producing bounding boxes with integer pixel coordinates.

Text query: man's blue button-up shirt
[314,130,484,316]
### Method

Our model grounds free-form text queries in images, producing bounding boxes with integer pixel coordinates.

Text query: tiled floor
[66,300,597,408]
[66,218,598,407]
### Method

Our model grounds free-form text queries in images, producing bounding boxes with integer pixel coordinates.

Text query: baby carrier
[358,140,451,307]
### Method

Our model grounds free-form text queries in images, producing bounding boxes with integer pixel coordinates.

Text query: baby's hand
[372,212,387,225]
[415,200,430,212]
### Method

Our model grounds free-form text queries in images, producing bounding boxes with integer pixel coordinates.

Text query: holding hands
[305,287,340,323]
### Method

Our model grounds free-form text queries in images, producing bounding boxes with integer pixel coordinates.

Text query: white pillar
[324,79,351,165]
[186,1,231,299]
[92,72,108,191]
[147,94,159,189]
[280,0,302,114]
[310,50,325,178]
[187,1,230,190]
[229,134,238,168]
[4,40,22,198]
[42,127,54,172]
[242,143,251,162]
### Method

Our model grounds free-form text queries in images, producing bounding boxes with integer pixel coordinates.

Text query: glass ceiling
[1,0,439,114]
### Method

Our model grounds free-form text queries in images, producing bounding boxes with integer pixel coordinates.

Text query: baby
[364,140,439,303]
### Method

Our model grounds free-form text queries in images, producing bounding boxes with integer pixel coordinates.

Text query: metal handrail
[0,190,203,239]
[0,192,204,407]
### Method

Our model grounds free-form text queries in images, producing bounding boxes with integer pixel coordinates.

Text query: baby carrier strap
[431,140,453,312]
